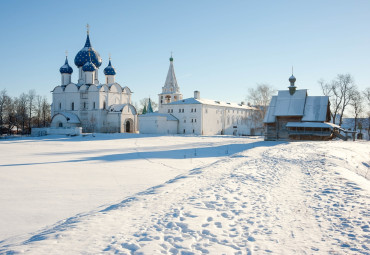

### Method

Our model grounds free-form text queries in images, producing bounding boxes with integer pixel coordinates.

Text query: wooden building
[263,74,335,141]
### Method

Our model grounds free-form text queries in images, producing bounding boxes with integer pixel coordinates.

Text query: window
[194,108,196,112]
[193,129,195,133]
[59,102,61,110]
[103,101,106,109]
[71,102,74,111]
[191,109,193,112]
[195,119,197,123]
[183,129,185,134]
[184,119,186,123]
[179,109,181,113]
[83,102,86,109]
[182,109,184,113]
[191,119,193,123]
[168,109,170,113]
[171,109,173,113]
[58,122,63,127]
[93,102,96,109]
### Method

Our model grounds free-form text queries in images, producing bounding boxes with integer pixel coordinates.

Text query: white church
[50,27,138,133]
[139,56,259,136]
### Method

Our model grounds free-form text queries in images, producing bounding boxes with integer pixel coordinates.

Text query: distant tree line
[0,89,51,135]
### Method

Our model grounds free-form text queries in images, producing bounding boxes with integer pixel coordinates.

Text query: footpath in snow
[0,135,369,254]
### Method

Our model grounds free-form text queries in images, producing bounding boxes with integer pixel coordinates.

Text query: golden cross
[86,23,90,35]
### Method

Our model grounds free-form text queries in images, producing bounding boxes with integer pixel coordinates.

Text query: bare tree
[349,89,363,131]
[15,93,29,134]
[41,96,51,127]
[337,74,356,126]
[6,97,17,134]
[34,95,43,127]
[27,90,36,131]
[318,74,356,125]
[138,98,158,113]
[0,89,10,134]
[246,83,276,125]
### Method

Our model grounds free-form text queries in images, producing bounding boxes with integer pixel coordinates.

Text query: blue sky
[0,1,369,105]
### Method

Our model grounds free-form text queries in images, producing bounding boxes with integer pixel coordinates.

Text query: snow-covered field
[0,134,369,254]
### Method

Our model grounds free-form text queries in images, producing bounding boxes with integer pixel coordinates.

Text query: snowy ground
[0,134,369,254]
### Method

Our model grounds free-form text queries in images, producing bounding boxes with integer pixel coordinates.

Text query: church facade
[51,28,137,133]
[139,57,258,135]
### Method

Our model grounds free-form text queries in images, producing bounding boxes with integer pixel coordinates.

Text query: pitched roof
[139,112,178,121]
[166,97,257,110]
[274,89,307,116]
[264,89,329,123]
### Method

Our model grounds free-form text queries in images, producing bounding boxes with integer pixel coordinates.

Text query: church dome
[82,57,96,72]
[104,59,116,75]
[59,57,73,74]
[289,75,296,83]
[74,34,102,68]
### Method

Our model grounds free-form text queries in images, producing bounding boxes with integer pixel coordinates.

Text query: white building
[51,28,137,133]
[139,57,258,135]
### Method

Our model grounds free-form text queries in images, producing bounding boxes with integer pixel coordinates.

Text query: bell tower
[158,54,183,110]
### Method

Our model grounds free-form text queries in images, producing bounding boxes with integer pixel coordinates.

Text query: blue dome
[82,57,96,72]
[59,57,73,74]
[289,75,296,83]
[74,34,102,68]
[104,59,116,75]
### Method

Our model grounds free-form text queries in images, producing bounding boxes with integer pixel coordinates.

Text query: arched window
[103,101,106,109]
[93,102,96,109]
[59,102,61,110]
[83,102,86,109]
[71,102,74,111]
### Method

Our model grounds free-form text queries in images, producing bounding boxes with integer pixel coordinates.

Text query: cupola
[288,67,297,95]
[104,56,116,84]
[60,54,73,86]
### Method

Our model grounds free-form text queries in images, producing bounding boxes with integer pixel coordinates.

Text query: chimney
[194,90,200,99]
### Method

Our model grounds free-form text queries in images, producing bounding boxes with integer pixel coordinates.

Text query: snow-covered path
[1,139,369,254]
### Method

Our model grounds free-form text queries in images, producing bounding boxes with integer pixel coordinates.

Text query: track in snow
[1,142,369,254]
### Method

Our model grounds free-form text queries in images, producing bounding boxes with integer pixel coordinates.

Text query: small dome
[104,59,116,75]
[289,75,296,83]
[59,57,73,74]
[74,34,102,68]
[82,58,96,72]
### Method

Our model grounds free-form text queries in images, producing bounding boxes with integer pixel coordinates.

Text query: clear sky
[0,0,369,105]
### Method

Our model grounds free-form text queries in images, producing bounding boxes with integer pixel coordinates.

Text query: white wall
[139,115,178,134]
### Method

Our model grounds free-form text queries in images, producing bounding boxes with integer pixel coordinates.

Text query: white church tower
[158,54,183,110]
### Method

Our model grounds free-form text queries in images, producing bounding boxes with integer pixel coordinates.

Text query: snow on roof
[274,89,307,116]
[263,96,277,123]
[55,112,81,124]
[108,104,137,114]
[286,122,339,129]
[302,96,329,122]
[167,97,256,110]
[264,89,329,124]
[139,112,178,121]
